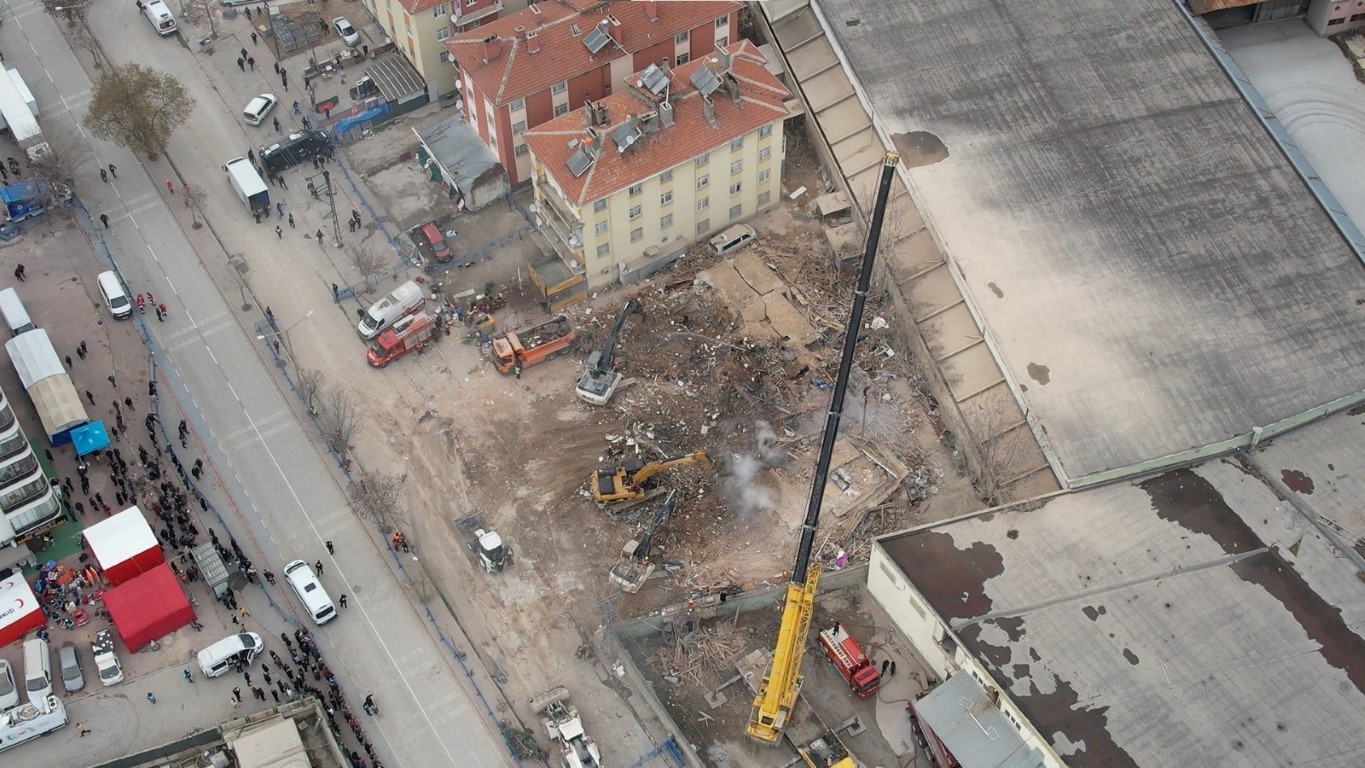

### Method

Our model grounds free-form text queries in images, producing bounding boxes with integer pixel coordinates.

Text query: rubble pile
[650,624,747,688]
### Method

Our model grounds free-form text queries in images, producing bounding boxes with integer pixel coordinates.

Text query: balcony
[452,0,502,28]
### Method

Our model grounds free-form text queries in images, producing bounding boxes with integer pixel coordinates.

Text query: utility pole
[323,169,342,247]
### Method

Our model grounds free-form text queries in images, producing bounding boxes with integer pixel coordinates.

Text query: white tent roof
[27,375,87,440]
[0,575,39,633]
[5,330,64,388]
[83,507,157,568]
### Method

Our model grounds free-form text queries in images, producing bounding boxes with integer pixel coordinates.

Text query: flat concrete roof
[880,433,1365,766]
[820,0,1365,482]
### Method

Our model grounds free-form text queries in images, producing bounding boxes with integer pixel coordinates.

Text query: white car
[92,630,124,687]
[243,93,278,127]
[0,659,18,709]
[333,17,360,46]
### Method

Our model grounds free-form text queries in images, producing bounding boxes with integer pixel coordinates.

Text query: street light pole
[256,309,315,364]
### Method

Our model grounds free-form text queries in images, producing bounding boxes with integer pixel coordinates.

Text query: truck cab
[367,312,435,368]
[817,625,881,698]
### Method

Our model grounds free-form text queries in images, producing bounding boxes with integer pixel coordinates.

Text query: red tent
[102,564,196,651]
[84,507,164,585]
[0,575,44,646]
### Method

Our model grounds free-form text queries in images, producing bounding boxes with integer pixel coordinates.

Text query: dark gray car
[59,643,85,693]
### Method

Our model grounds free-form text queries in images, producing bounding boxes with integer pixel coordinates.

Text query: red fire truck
[817,624,881,698]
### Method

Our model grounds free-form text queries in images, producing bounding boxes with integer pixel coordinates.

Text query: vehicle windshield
[25,677,46,692]
[111,295,129,309]
[99,663,121,681]
[360,313,380,332]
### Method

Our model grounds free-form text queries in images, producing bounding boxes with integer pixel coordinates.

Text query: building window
[758,169,771,183]
[674,31,688,44]
[760,124,773,138]
[729,182,741,195]
[661,213,673,229]
[595,221,608,235]
[628,183,643,197]
[677,52,690,65]
[717,35,728,48]
[695,152,709,166]
[758,191,771,206]
[697,174,709,189]
[631,227,644,242]
[510,97,525,111]
[660,169,673,183]
[594,199,608,212]
[552,80,568,95]
[660,191,673,206]
[596,243,610,256]
[729,203,742,219]
[515,143,528,156]
[433,4,445,16]
[759,147,771,162]
[697,197,709,210]
[554,103,569,117]
[730,137,743,151]
[730,159,742,175]
[513,120,527,134]
[465,0,476,6]
[436,25,452,41]
[696,218,710,233]
[715,16,728,28]
[629,205,642,219]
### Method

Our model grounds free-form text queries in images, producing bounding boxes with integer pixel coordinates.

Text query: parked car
[243,93,278,127]
[58,643,85,693]
[92,630,124,687]
[708,224,757,256]
[0,659,18,709]
[333,17,360,46]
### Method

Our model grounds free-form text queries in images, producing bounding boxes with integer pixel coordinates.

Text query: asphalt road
[1,2,512,766]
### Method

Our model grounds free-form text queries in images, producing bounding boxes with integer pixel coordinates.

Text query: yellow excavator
[590,450,714,503]
[746,152,900,763]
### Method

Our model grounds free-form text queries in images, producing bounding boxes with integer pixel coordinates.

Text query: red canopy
[0,575,44,646]
[102,564,196,651]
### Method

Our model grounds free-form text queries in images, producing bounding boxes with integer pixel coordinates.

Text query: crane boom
[591,297,642,374]
[746,151,901,747]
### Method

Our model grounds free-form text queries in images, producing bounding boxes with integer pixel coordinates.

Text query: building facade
[446,0,742,185]
[0,390,61,545]
[524,42,788,290]
[361,0,524,98]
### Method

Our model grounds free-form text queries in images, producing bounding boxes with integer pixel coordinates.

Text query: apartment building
[524,41,789,290]
[361,0,525,97]
[0,388,62,546]
[446,0,743,185]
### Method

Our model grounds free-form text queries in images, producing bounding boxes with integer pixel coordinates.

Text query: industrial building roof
[446,0,740,107]
[818,0,1365,483]
[524,41,788,206]
[878,417,1365,767]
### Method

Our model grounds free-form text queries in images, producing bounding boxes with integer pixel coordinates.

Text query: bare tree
[314,385,363,460]
[24,145,75,219]
[349,245,389,286]
[347,468,406,533]
[184,186,208,229]
[296,369,323,412]
[184,0,221,37]
[961,388,1037,507]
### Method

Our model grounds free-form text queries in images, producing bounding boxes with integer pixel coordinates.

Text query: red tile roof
[524,40,789,206]
[446,0,741,107]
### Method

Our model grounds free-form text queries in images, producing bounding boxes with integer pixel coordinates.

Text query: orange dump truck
[492,315,576,374]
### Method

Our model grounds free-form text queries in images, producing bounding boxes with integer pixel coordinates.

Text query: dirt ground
[317,114,986,762]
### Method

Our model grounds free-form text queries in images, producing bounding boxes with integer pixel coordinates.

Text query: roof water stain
[1231,550,1365,695]
[1281,468,1315,494]
[1143,469,1365,696]
[1139,469,1257,555]
[989,281,1005,299]
[1122,648,1139,665]
[995,615,1026,643]
[1082,605,1107,621]
[890,130,948,168]
[1027,362,1051,385]
[883,530,1004,620]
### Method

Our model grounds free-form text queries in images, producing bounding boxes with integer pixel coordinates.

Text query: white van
[284,560,336,625]
[707,224,757,256]
[144,0,177,35]
[242,93,278,126]
[22,637,51,707]
[357,280,424,340]
[0,288,34,336]
[197,632,264,678]
[97,271,132,319]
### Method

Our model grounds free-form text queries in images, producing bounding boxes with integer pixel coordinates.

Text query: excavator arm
[630,451,714,487]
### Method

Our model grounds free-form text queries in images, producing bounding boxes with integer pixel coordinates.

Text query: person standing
[275,225,283,239]
[99,168,107,182]
[165,179,174,194]
[288,213,295,229]
[146,692,157,704]
[339,594,347,608]
[100,213,110,228]
[314,560,323,576]
[108,163,117,178]
[12,264,24,281]
[325,540,334,554]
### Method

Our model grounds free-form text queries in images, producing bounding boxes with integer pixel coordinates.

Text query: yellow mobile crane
[746,152,901,754]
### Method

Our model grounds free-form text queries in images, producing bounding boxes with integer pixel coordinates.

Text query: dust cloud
[722,421,786,519]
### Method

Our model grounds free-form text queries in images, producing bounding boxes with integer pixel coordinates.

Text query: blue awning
[70,421,110,456]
